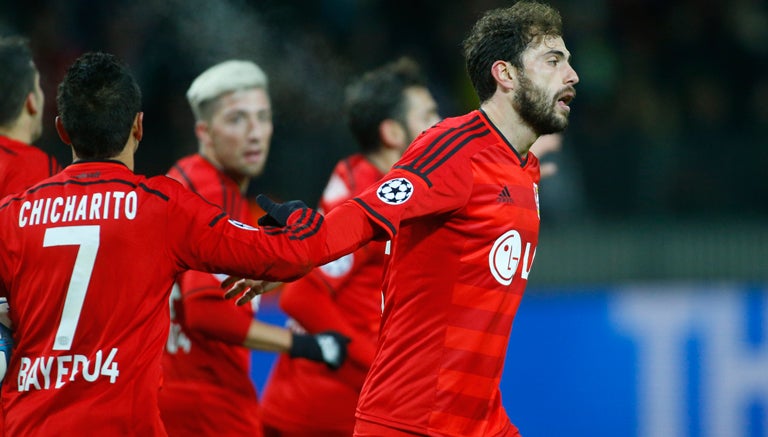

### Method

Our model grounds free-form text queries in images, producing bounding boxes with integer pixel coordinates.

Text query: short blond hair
[186,60,268,121]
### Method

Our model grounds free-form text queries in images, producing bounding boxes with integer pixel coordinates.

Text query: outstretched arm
[224,199,381,304]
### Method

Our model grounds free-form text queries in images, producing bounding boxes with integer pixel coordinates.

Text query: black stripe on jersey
[171,164,200,196]
[407,115,482,170]
[260,209,324,240]
[289,209,324,240]
[259,209,324,241]
[138,183,170,201]
[420,129,490,176]
[0,178,169,210]
[209,211,227,227]
[343,157,356,193]
[26,178,137,194]
[48,155,57,176]
[217,173,230,215]
[479,108,527,165]
[352,198,396,236]
[394,116,488,187]
[0,144,17,155]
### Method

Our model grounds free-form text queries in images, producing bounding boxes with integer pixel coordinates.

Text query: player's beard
[513,72,570,136]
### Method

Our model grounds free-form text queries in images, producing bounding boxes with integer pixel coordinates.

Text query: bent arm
[281,274,377,368]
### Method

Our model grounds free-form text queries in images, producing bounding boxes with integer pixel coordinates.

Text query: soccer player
[0,37,62,428]
[259,57,440,436]
[158,60,348,437]
[0,52,330,436]
[230,2,579,435]
[0,36,61,199]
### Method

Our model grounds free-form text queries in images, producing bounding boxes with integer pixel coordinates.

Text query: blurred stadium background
[2,1,767,436]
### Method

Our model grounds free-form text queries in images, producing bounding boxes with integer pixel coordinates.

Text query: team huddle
[0,1,578,436]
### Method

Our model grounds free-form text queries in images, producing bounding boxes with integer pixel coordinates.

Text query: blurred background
[2,1,767,436]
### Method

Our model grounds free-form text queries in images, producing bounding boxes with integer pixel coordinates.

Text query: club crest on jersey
[533,182,540,219]
[228,219,257,230]
[377,178,413,205]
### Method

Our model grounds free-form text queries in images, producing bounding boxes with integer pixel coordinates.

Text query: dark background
[3,0,767,282]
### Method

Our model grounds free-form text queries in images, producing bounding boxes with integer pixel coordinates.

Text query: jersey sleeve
[178,270,252,345]
[350,162,472,240]
[162,181,325,282]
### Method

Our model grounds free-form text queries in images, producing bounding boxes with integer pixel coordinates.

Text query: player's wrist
[289,333,321,360]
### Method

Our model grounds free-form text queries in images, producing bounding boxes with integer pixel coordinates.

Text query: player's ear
[491,60,516,91]
[55,116,71,145]
[132,112,144,142]
[379,119,406,149]
[25,92,39,116]
[194,120,211,151]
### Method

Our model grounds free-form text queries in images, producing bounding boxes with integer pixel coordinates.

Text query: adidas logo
[497,185,514,204]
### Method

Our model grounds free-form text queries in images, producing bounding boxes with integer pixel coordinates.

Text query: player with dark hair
[0,36,60,200]
[159,60,348,437]
[0,52,329,436]
[228,2,578,435]
[259,57,439,436]
[0,37,62,423]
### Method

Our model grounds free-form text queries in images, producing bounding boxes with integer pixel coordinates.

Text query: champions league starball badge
[377,178,414,205]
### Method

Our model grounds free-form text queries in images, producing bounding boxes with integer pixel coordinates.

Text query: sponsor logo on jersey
[489,230,536,286]
[497,185,515,204]
[377,178,413,205]
[228,218,257,230]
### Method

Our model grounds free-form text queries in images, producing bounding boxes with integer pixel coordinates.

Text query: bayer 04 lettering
[16,347,120,392]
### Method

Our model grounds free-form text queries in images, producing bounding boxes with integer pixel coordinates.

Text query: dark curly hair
[463,1,563,103]
[56,52,142,159]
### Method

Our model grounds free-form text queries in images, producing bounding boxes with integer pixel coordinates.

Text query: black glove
[256,194,309,227]
[290,331,350,370]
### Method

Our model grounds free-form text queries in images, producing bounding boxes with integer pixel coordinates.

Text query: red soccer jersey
[160,154,263,436]
[0,161,322,436]
[260,154,384,434]
[0,136,60,433]
[0,135,61,198]
[350,110,541,436]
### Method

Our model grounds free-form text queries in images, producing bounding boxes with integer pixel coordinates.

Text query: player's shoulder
[404,111,494,160]
[394,111,496,179]
[140,173,191,201]
[166,154,205,182]
[0,140,56,166]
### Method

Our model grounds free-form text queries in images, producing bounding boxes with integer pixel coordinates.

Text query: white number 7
[43,225,100,351]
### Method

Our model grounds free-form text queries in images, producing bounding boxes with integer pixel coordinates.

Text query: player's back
[0,136,60,198]
[0,161,234,436]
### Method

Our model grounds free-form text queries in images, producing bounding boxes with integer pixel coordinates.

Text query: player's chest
[462,160,540,228]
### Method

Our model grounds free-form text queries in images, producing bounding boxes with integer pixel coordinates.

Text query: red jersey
[0,161,322,436]
[0,136,60,434]
[160,154,263,436]
[0,135,61,197]
[350,110,541,436]
[260,154,384,434]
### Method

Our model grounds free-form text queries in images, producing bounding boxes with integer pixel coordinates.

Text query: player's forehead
[523,35,571,62]
[212,88,271,116]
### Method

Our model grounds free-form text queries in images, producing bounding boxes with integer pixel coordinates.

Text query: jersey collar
[478,109,528,167]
